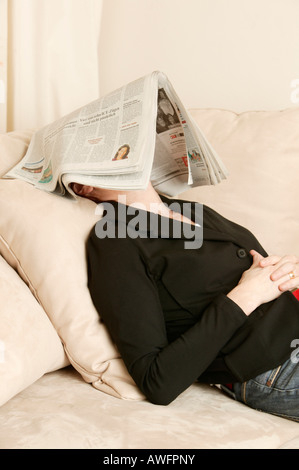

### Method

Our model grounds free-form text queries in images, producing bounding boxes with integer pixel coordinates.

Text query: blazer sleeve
[87,231,248,405]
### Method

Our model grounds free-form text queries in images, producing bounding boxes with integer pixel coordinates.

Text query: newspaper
[4,71,228,197]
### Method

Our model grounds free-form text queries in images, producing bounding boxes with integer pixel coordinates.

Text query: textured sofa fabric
[0,107,299,448]
[1,367,299,449]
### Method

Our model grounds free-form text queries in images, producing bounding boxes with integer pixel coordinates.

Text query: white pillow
[0,255,68,406]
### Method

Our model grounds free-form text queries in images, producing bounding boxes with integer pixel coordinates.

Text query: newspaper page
[4,71,228,197]
[149,74,228,195]
[6,73,158,193]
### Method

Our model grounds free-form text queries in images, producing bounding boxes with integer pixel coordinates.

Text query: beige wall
[2,0,299,132]
[99,0,299,112]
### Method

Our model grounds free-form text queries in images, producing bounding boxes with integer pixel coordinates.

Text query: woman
[112,144,130,161]
[72,182,299,420]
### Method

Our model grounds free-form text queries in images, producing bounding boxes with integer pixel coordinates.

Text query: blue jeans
[222,358,299,422]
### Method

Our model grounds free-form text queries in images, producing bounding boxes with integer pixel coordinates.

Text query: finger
[268,255,299,268]
[259,254,282,267]
[250,249,264,258]
[249,250,265,266]
[271,256,299,281]
[270,260,298,282]
[278,274,299,292]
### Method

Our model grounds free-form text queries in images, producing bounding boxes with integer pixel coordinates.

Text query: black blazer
[87,196,299,405]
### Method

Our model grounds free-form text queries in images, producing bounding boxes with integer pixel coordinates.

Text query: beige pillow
[0,178,145,400]
[0,255,68,406]
[184,107,299,257]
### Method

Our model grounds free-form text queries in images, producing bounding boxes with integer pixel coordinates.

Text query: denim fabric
[224,357,299,421]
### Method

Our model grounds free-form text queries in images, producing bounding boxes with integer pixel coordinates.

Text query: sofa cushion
[185,107,299,257]
[0,255,68,406]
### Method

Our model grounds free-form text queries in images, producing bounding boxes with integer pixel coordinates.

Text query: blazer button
[237,248,247,258]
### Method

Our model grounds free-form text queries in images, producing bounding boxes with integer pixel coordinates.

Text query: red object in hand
[293,289,299,301]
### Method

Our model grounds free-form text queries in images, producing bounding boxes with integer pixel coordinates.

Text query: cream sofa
[0,107,299,449]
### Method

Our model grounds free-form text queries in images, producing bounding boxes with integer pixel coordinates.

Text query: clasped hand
[227,250,299,316]
[252,250,299,292]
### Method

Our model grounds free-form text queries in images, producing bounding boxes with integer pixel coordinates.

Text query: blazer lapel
[161,195,255,248]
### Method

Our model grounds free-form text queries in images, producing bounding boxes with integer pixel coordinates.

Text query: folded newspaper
[4,71,228,197]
